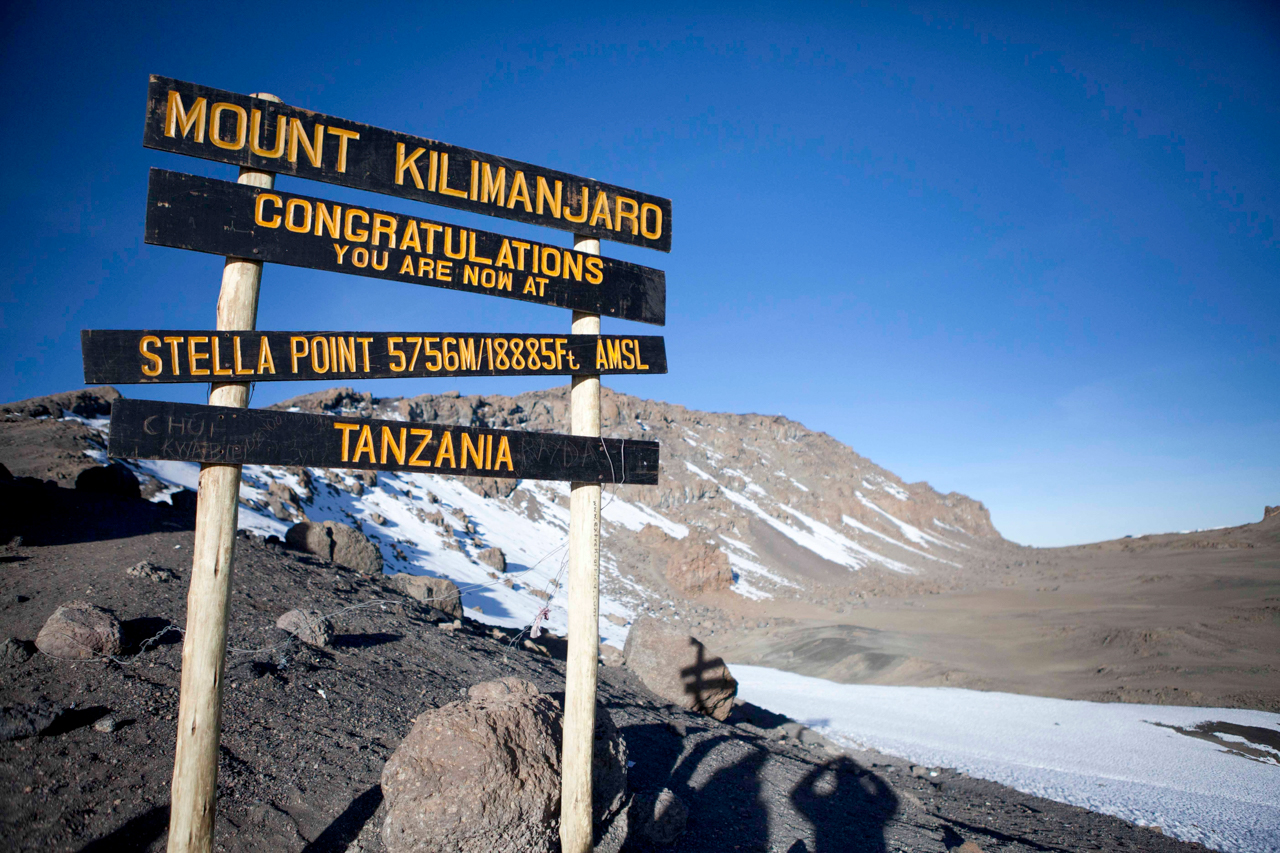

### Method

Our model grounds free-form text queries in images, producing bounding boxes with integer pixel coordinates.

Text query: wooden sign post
[167,94,278,853]
[562,235,603,853]
[142,170,666,325]
[97,76,673,853]
[81,330,667,383]
[107,400,658,483]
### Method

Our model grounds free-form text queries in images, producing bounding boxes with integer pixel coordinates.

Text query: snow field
[732,665,1280,853]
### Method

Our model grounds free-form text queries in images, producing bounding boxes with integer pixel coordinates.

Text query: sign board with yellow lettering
[145,170,666,325]
[108,399,658,485]
[143,76,672,252]
[81,330,667,383]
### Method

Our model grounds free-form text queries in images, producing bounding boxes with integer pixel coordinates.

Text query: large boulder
[380,677,627,853]
[477,546,507,573]
[75,463,141,500]
[386,573,464,619]
[34,601,123,661]
[286,520,383,575]
[623,616,738,721]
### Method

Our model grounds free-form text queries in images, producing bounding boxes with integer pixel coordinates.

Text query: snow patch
[856,492,965,550]
[684,461,717,482]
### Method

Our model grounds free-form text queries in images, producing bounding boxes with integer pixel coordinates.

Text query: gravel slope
[0,478,1207,853]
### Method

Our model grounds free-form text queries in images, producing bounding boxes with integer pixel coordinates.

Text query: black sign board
[82,330,667,384]
[109,399,659,485]
[143,76,672,252]
[146,170,665,325]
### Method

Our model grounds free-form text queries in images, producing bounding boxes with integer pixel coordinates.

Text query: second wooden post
[560,234,603,853]
[166,95,279,853]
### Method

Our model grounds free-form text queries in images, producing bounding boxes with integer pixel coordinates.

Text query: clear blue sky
[2,2,1276,547]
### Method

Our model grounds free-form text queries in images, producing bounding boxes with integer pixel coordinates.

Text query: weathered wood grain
[108,399,659,485]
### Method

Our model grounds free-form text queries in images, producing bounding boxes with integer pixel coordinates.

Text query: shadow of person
[790,756,896,853]
[672,731,772,851]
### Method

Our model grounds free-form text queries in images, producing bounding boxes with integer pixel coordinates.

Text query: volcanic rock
[600,644,626,667]
[478,546,507,573]
[275,609,334,647]
[34,600,123,660]
[639,525,733,597]
[386,573,463,619]
[1,637,34,665]
[633,788,689,846]
[125,560,176,583]
[623,616,737,721]
[381,677,627,853]
[285,520,383,575]
[0,700,60,741]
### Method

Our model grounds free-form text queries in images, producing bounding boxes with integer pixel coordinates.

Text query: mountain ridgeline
[262,385,1012,618]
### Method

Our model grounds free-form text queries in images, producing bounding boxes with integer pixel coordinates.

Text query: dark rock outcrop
[75,463,141,500]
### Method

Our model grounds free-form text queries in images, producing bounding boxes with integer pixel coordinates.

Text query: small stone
[126,560,176,583]
[0,701,60,741]
[35,601,123,660]
[93,715,120,733]
[633,788,688,846]
[1,637,34,664]
[275,609,334,647]
[522,639,550,656]
[370,512,387,526]
[605,613,628,627]
[957,842,984,853]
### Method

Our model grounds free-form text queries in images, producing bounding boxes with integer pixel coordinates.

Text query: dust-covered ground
[0,478,1203,852]
[710,513,1280,713]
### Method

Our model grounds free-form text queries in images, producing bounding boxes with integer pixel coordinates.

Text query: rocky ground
[0,476,1204,852]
